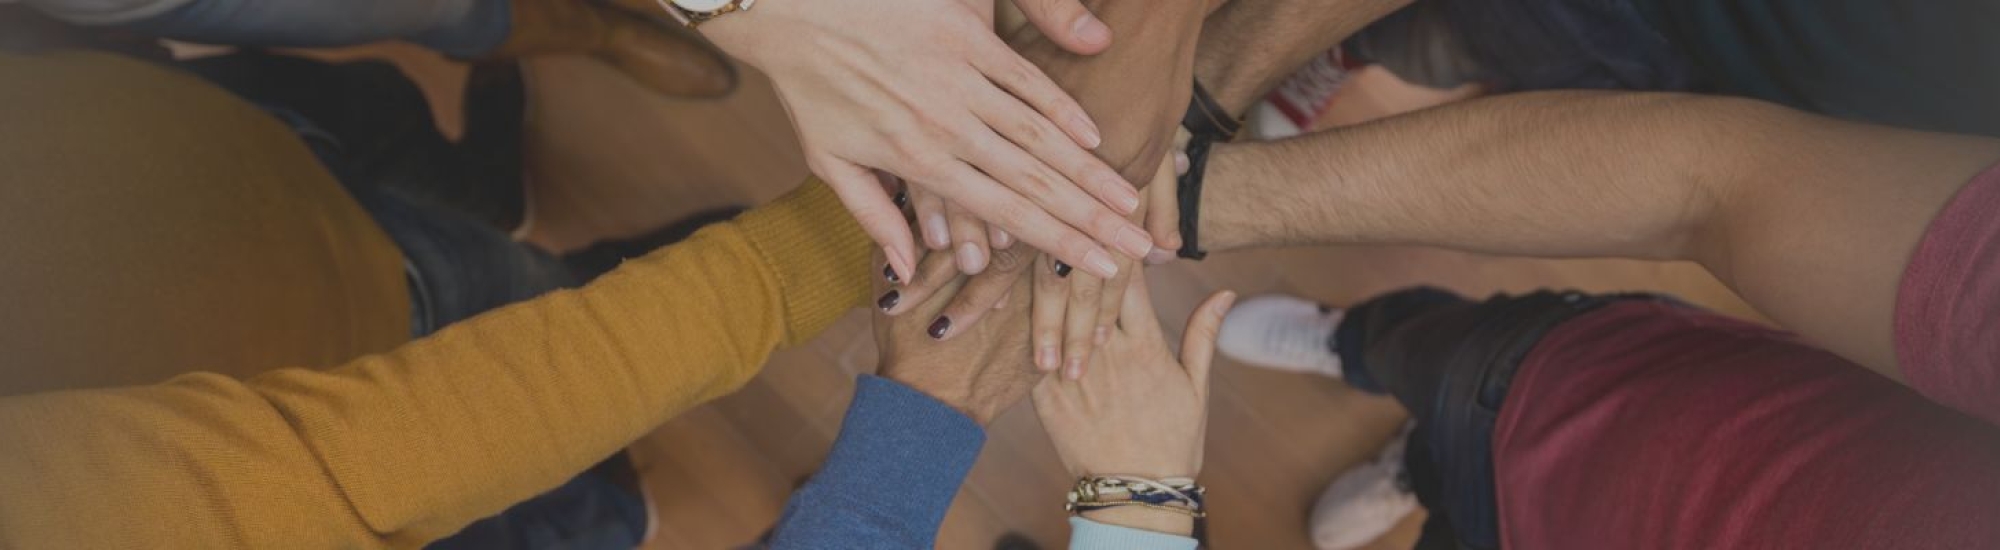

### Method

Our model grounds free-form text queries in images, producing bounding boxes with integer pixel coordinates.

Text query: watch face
[673,0,731,12]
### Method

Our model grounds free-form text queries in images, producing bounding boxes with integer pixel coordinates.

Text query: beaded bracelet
[1066,476,1207,517]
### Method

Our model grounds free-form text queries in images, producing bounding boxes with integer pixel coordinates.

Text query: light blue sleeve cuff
[1069,517,1199,550]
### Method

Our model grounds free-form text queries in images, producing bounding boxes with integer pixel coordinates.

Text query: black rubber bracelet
[1177,133,1213,260]
[1182,80,1242,141]
[1177,81,1241,260]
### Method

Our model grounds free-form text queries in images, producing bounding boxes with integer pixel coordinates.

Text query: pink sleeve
[1895,161,2000,426]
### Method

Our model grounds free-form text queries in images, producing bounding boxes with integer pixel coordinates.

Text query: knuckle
[1005,113,1051,148]
[1011,164,1065,199]
[1071,283,1100,301]
[988,247,1027,272]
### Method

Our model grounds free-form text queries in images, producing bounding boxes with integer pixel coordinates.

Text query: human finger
[945,202,991,275]
[1007,0,1112,55]
[969,31,1103,148]
[928,245,1033,340]
[911,186,951,251]
[816,156,917,282]
[970,85,1137,219]
[921,160,1124,279]
[1179,289,1238,390]
[1062,270,1104,380]
[875,247,965,316]
[951,126,1152,264]
[1031,253,1068,373]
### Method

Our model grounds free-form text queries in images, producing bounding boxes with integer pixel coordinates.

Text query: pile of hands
[699,0,1222,527]
[873,252,1235,535]
[699,0,1207,375]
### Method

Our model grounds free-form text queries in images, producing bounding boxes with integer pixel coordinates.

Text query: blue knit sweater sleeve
[767,375,986,549]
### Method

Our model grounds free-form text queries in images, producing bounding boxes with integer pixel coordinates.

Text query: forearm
[1203,90,2000,376]
[0,181,873,548]
[1193,0,1412,114]
[769,376,985,549]
[1076,0,1207,180]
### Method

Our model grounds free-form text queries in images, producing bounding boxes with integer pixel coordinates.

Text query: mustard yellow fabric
[0,51,873,548]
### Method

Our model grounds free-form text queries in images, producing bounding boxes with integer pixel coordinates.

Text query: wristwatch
[651,0,756,28]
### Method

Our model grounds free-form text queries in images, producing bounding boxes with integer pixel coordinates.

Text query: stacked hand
[700,0,1155,283]
[1035,272,1235,534]
[903,7,1205,379]
[872,250,1039,425]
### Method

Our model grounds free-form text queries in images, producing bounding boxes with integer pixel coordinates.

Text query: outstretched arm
[1200,91,2000,383]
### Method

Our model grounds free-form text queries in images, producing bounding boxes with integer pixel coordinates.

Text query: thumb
[1011,0,1111,54]
[1178,290,1236,391]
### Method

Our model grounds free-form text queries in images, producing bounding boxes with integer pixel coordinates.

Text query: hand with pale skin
[696,0,1156,284]
[913,0,1211,378]
[1033,274,1235,536]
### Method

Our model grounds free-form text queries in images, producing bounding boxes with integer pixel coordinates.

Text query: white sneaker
[1310,428,1420,550]
[1217,294,1346,378]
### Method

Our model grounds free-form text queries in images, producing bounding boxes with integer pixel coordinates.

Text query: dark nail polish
[877,290,901,311]
[1053,261,1073,278]
[927,317,952,339]
[893,191,909,208]
[883,264,900,283]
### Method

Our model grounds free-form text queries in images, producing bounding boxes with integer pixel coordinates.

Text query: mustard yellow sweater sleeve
[0,180,873,549]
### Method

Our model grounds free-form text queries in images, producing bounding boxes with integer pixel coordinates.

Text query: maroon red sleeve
[1895,161,2000,426]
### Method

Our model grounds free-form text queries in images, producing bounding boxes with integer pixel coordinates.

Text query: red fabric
[1896,163,2000,427]
[1492,164,2000,549]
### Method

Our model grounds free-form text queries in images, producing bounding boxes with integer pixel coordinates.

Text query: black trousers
[1334,287,1671,550]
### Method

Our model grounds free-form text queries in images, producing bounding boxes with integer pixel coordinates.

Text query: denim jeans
[121,0,509,58]
[1334,287,1667,550]
[187,52,648,550]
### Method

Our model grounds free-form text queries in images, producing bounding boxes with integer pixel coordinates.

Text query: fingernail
[927,317,952,340]
[923,214,950,249]
[888,247,914,286]
[877,290,901,311]
[1073,114,1103,149]
[1071,13,1111,47]
[893,191,909,208]
[1037,346,1059,371]
[883,263,900,283]
[956,242,988,274]
[1115,226,1154,258]
[1110,183,1141,214]
[1145,247,1175,265]
[1053,260,1073,278]
[1083,249,1120,278]
[1093,326,1109,346]
[1175,151,1190,175]
[991,228,1014,249]
[1064,357,1084,380]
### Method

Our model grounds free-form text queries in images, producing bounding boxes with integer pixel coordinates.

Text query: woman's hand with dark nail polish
[927,317,952,340]
[877,290,902,312]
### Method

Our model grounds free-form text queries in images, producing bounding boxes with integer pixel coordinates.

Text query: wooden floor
[369,45,1758,550]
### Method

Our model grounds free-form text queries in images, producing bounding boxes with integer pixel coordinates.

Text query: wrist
[683,0,784,67]
[1079,506,1196,537]
[1194,141,1254,252]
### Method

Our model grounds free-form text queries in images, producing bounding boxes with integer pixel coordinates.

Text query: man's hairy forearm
[1204,92,1734,257]
[1203,90,2000,378]
[1194,0,1411,114]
